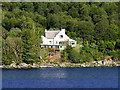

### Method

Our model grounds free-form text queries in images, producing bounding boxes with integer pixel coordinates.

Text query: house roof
[69,39,76,41]
[45,30,60,39]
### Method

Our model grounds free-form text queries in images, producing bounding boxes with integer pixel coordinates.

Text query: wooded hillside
[2,2,120,65]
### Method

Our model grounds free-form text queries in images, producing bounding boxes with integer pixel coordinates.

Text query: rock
[60,64,66,67]
[53,64,58,67]
[85,65,89,67]
[39,65,46,68]
[33,63,36,66]
[0,65,2,69]
[97,64,100,66]
[31,65,37,68]
[28,64,32,68]
[39,64,54,68]
[31,63,39,68]
[81,64,85,67]
[19,63,28,67]
[17,65,21,69]
[10,63,16,67]
[116,64,120,66]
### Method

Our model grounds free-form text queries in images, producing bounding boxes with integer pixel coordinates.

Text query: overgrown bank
[2,44,120,69]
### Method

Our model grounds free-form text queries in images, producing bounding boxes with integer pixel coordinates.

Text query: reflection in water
[31,69,68,78]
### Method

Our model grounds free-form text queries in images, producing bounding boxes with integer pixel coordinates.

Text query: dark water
[2,67,118,88]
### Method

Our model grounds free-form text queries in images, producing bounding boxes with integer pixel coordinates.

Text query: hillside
[2,2,120,65]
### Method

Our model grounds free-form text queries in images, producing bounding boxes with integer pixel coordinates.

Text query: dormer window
[60,35,63,38]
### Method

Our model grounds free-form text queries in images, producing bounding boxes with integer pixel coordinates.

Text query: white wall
[54,29,70,45]
[41,36,54,45]
[41,36,47,44]
[69,39,77,47]
[47,39,54,45]
[41,29,77,47]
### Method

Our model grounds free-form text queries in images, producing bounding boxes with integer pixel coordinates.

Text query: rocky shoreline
[1,62,120,70]
[1,58,120,69]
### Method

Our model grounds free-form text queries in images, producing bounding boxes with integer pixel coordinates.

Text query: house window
[55,46,59,48]
[59,42,62,44]
[72,43,75,45]
[49,41,52,44]
[60,46,62,48]
[60,35,63,38]
[56,41,57,44]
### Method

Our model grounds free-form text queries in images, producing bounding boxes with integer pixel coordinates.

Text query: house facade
[41,29,77,50]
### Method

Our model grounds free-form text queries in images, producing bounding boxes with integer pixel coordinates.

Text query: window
[49,41,52,44]
[55,46,59,48]
[59,42,62,44]
[72,43,75,45]
[60,35,63,38]
[56,41,57,44]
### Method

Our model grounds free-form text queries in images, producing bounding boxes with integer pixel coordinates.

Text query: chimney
[45,29,47,37]
[45,29,47,32]
[61,29,65,34]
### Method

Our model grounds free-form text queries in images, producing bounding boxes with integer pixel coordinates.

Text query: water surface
[2,67,118,88]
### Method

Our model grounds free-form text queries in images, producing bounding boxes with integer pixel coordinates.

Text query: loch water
[2,67,118,88]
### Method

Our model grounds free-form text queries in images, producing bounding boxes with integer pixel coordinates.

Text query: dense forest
[2,2,120,65]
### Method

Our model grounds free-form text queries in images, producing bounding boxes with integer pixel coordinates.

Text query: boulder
[19,63,28,67]
[10,63,16,67]
[81,64,85,67]
[98,61,102,64]
[60,64,66,67]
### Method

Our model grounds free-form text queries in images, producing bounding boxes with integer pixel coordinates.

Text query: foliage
[2,2,120,65]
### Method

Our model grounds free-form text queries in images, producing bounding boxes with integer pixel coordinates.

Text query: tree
[20,3,34,12]
[115,39,120,49]
[2,27,8,39]
[68,6,79,18]
[98,40,107,54]
[61,44,73,62]
[5,37,23,64]
[102,3,118,16]
[2,38,13,65]
[61,51,68,62]
[22,29,42,64]
[94,20,109,41]
[8,28,22,37]
[105,41,115,51]
[78,21,95,42]
[80,3,90,17]
[69,49,81,63]
[104,24,119,41]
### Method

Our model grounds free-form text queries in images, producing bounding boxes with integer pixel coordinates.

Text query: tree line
[2,2,120,65]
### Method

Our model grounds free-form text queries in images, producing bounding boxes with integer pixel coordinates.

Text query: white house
[41,29,77,50]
